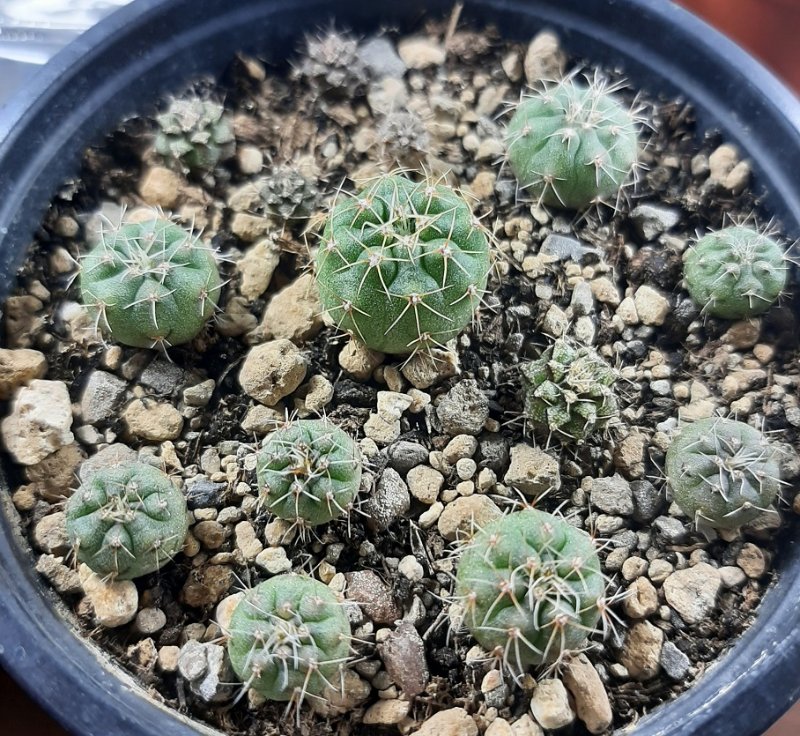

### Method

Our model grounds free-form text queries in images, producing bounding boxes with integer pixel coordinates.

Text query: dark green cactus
[454,509,606,671]
[520,338,619,442]
[665,417,781,530]
[65,462,189,580]
[505,75,640,210]
[315,173,492,355]
[79,215,222,349]
[256,419,362,528]
[227,575,351,702]
[683,225,788,319]
[257,166,319,222]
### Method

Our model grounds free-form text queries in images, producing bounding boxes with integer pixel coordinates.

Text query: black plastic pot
[1,1,799,734]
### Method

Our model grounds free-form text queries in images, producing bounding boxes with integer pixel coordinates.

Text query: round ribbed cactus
[256,419,362,527]
[315,174,492,354]
[455,509,605,670]
[155,97,235,173]
[258,166,319,221]
[666,417,781,530]
[65,462,189,580]
[505,75,640,209]
[683,225,788,319]
[79,215,222,349]
[520,338,619,442]
[295,29,368,96]
[227,575,351,702]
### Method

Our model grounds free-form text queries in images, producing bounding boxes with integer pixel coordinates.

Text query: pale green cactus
[315,173,492,355]
[520,338,619,442]
[79,214,222,350]
[683,225,788,319]
[65,462,189,580]
[505,74,640,209]
[227,575,351,703]
[666,417,781,531]
[454,509,606,672]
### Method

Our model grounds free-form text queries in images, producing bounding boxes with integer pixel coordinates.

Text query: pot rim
[1,2,799,735]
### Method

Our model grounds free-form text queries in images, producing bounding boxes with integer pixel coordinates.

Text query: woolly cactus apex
[520,338,619,442]
[666,417,781,531]
[683,225,788,319]
[454,509,606,671]
[79,215,222,349]
[154,97,235,173]
[505,74,640,209]
[258,166,319,222]
[295,29,368,96]
[227,575,351,703]
[256,419,362,528]
[65,462,189,580]
[315,173,492,355]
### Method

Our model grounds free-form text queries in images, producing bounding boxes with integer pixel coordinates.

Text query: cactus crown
[257,166,320,222]
[315,173,492,355]
[520,338,619,442]
[154,97,235,173]
[295,29,368,96]
[227,575,351,703]
[79,214,222,349]
[665,417,782,531]
[65,462,189,580]
[505,73,641,210]
[683,224,789,319]
[256,419,362,529]
[454,508,606,673]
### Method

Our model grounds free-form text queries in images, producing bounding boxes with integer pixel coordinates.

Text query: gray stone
[541,233,597,262]
[364,468,410,530]
[345,570,401,624]
[477,434,509,473]
[631,203,681,241]
[79,370,127,424]
[630,480,665,522]
[140,358,186,395]
[530,678,575,730]
[183,379,215,407]
[178,640,235,702]
[591,475,634,516]
[386,440,429,474]
[358,36,406,78]
[663,563,721,624]
[504,443,560,496]
[185,478,227,509]
[570,281,595,316]
[660,641,691,680]
[437,380,489,435]
[379,621,429,696]
[653,515,687,544]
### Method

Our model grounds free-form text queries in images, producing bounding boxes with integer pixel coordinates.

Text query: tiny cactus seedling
[295,29,368,96]
[79,215,222,349]
[257,166,320,222]
[154,97,235,173]
[227,574,351,703]
[520,338,619,442]
[683,225,788,319]
[377,111,431,165]
[665,417,781,531]
[454,509,606,672]
[65,462,189,580]
[315,173,492,355]
[505,74,640,210]
[256,419,362,528]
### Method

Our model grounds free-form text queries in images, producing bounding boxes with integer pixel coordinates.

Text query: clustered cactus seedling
[227,574,351,703]
[683,225,788,319]
[315,173,492,354]
[256,419,362,528]
[155,97,235,174]
[65,462,189,580]
[665,417,781,531]
[79,214,222,349]
[295,29,368,96]
[377,110,431,164]
[520,338,619,442]
[256,166,320,222]
[505,74,640,210]
[454,509,606,672]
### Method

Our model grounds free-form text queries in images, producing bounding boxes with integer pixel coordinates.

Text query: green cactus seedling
[454,509,606,672]
[505,74,640,210]
[79,215,222,349]
[227,575,351,703]
[257,166,320,222]
[155,97,235,173]
[256,419,362,528]
[520,338,619,442]
[683,225,788,319]
[65,462,189,580]
[665,417,781,531]
[315,173,492,355]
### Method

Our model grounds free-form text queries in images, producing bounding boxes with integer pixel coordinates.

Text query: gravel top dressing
[1,12,799,736]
